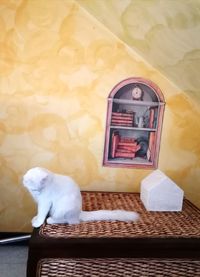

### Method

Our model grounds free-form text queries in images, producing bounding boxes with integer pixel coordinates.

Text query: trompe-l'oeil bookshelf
[103,77,165,169]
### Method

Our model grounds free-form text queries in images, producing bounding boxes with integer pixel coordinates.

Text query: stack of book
[111,132,140,159]
[111,112,134,127]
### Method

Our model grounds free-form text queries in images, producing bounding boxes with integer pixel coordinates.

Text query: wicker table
[27,192,200,277]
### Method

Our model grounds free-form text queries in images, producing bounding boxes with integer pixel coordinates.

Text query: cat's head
[23,167,52,193]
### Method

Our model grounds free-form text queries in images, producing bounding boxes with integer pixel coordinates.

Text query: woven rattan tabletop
[39,192,200,239]
[27,192,200,277]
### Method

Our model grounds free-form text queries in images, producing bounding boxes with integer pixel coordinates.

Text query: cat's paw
[32,216,44,228]
[46,217,55,224]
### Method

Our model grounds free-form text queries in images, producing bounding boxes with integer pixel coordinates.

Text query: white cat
[23,167,139,228]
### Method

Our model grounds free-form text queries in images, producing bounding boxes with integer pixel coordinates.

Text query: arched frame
[103,77,165,169]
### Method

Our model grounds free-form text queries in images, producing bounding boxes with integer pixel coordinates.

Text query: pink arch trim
[108,77,165,102]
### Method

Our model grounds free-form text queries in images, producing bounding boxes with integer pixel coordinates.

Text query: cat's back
[53,173,80,193]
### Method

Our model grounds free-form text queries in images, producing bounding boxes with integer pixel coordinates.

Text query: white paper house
[140,170,184,211]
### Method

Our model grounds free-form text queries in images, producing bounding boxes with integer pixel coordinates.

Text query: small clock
[132,86,143,100]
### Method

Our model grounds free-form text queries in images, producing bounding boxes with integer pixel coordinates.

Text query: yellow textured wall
[77,0,200,102]
[0,0,199,232]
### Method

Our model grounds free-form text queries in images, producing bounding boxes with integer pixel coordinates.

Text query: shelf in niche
[110,126,157,132]
[108,157,153,165]
[110,98,162,107]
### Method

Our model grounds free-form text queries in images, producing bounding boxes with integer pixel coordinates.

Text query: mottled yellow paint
[77,0,200,101]
[0,0,199,232]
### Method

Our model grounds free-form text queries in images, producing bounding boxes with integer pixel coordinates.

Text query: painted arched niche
[103,77,165,169]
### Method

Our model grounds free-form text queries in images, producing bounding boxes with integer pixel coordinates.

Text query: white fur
[23,167,139,228]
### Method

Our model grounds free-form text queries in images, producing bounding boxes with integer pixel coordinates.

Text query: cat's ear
[38,170,49,187]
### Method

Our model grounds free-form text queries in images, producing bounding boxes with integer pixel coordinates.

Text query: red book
[116,149,133,153]
[118,145,137,152]
[111,119,133,123]
[112,114,133,118]
[112,115,133,119]
[147,132,155,161]
[118,144,141,152]
[118,142,137,147]
[111,123,133,126]
[111,118,133,124]
[120,137,135,143]
[111,132,120,158]
[149,108,155,128]
[115,152,136,158]
[112,112,134,117]
[111,123,133,127]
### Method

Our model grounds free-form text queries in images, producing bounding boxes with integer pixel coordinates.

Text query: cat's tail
[80,210,139,222]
